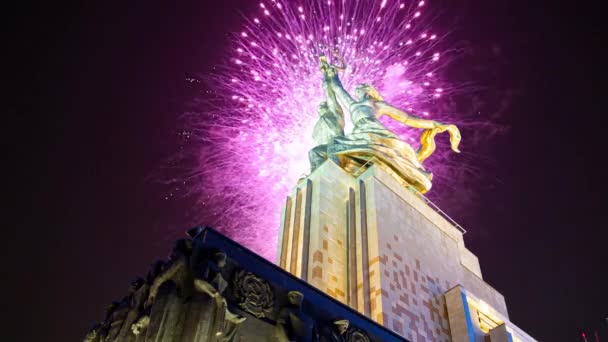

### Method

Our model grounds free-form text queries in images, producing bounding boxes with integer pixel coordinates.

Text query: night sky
[9,0,607,341]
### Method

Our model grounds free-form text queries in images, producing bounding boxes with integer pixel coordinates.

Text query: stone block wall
[277,161,527,342]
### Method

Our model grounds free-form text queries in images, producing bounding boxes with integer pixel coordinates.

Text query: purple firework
[177,0,475,260]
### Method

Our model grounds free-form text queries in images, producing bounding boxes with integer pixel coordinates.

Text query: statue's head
[287,290,304,306]
[106,301,119,316]
[355,83,384,102]
[319,54,328,65]
[213,251,227,268]
[129,277,145,293]
[170,239,193,260]
[333,320,349,334]
[318,101,329,116]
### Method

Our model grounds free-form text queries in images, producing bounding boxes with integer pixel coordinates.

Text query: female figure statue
[320,55,461,193]
[308,55,345,171]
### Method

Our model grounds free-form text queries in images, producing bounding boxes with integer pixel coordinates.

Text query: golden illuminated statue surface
[310,54,461,193]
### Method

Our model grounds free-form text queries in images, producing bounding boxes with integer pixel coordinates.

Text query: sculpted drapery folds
[311,53,461,193]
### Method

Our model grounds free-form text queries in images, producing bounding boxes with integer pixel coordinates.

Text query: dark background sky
[8,0,607,341]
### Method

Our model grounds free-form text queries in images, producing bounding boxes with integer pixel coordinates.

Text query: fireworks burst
[175,0,479,259]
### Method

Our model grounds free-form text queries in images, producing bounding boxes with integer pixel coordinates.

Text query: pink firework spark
[176,0,476,260]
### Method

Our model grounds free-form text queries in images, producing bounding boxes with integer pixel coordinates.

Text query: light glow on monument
[179,0,468,259]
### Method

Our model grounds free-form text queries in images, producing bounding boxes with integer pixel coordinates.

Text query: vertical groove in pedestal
[300,179,313,281]
[279,196,292,269]
[359,180,371,317]
[290,188,303,275]
[348,187,358,309]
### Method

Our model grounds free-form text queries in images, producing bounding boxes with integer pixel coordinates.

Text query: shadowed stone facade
[84,227,408,342]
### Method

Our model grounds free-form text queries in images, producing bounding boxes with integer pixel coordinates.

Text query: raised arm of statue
[320,54,356,109]
[144,259,185,308]
[328,73,356,109]
[322,74,343,117]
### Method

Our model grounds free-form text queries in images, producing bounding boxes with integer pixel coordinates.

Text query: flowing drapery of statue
[309,53,461,193]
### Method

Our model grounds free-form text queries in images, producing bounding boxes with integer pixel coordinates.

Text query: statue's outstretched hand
[319,53,342,78]
[319,55,331,75]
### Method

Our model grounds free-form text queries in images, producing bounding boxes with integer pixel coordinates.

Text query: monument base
[278,160,536,342]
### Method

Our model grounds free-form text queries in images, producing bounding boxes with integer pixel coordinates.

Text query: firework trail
[174,0,485,259]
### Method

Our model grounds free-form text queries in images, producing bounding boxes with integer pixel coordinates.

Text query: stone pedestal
[277,160,536,342]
